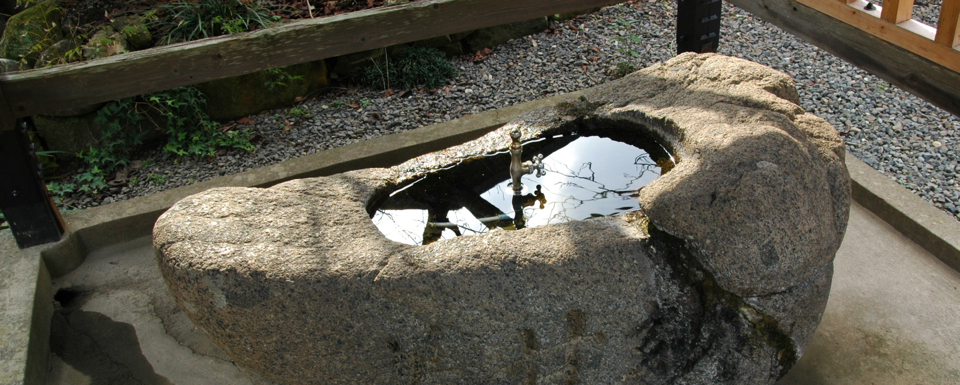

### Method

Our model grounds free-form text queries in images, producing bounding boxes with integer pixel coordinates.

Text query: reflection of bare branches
[375,209,424,245]
[546,157,659,197]
[634,153,657,167]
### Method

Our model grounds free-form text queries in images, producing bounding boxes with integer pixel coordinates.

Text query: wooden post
[881,0,914,24]
[677,0,722,54]
[0,85,64,248]
[937,0,960,47]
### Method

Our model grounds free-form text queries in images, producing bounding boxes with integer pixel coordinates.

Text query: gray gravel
[55,0,960,222]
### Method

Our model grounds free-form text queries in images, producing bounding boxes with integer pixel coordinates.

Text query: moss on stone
[196,60,329,121]
[556,95,605,118]
[0,0,63,67]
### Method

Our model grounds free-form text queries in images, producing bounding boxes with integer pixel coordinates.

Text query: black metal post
[677,0,722,54]
[0,118,64,248]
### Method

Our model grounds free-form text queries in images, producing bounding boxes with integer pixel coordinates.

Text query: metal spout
[509,131,545,196]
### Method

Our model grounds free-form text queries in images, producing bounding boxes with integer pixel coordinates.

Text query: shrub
[158,0,274,44]
[360,47,458,90]
[75,86,254,193]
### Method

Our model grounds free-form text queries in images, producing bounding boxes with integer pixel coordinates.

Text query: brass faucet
[509,130,545,196]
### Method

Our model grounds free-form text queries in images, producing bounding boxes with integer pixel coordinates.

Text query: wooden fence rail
[0,0,621,119]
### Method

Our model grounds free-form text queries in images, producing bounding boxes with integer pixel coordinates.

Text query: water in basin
[371,133,674,245]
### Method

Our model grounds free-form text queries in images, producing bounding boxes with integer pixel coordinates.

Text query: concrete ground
[44,236,251,385]
[777,203,960,384]
[40,200,960,384]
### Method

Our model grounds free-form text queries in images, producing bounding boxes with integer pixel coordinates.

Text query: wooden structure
[3,0,960,247]
[729,0,960,117]
[677,0,722,53]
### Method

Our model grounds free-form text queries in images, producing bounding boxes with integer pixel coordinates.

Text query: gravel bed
[53,0,960,222]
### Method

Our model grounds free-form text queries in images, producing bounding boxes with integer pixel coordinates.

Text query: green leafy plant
[360,47,458,90]
[264,67,304,91]
[288,107,308,117]
[611,61,636,79]
[158,0,274,44]
[143,87,255,157]
[46,181,75,197]
[613,35,641,58]
[74,101,151,194]
[148,173,167,186]
[0,212,7,231]
[129,176,140,187]
[73,87,253,193]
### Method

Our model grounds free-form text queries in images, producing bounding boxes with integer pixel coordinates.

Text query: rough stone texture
[110,15,152,51]
[195,60,329,121]
[33,112,102,159]
[82,27,130,60]
[35,37,79,68]
[462,17,549,54]
[0,0,62,67]
[153,54,850,384]
[0,58,21,73]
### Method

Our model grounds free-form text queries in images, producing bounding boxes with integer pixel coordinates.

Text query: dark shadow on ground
[49,289,171,385]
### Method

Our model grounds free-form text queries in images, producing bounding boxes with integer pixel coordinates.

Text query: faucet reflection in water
[371,132,672,245]
[508,130,546,229]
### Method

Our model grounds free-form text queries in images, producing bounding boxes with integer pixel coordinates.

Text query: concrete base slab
[777,203,960,384]
[40,202,960,384]
[47,237,249,385]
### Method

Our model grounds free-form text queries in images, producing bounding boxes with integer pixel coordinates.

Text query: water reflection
[372,135,673,245]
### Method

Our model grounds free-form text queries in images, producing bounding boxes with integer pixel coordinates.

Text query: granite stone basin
[152,53,850,384]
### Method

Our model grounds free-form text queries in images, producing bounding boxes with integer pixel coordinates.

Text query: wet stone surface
[153,54,850,384]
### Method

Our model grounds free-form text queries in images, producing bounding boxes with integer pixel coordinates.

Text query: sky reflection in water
[372,136,669,245]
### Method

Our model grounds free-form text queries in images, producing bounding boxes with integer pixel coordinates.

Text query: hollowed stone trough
[152,53,850,384]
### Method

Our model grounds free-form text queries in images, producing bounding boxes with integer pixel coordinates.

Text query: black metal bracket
[677,0,722,54]
[0,118,64,248]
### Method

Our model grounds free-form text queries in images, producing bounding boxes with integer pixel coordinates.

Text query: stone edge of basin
[3,62,960,385]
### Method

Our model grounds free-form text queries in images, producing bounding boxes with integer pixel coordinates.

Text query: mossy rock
[196,60,329,121]
[410,35,465,58]
[0,58,23,73]
[34,107,164,161]
[33,112,103,161]
[331,45,405,80]
[0,0,63,67]
[82,27,130,60]
[461,17,547,53]
[549,7,602,21]
[35,37,78,67]
[111,16,153,50]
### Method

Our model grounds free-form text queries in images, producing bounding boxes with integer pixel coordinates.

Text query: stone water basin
[152,53,850,384]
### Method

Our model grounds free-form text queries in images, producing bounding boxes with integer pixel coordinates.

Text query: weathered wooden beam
[937,0,960,47]
[726,0,960,117]
[0,81,16,131]
[789,0,960,75]
[881,0,914,24]
[0,119,64,248]
[677,0,722,54]
[0,0,621,118]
